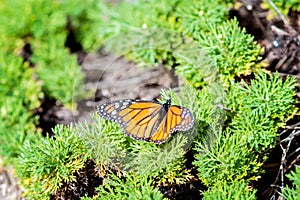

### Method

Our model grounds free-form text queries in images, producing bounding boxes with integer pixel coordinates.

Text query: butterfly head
[162,99,171,111]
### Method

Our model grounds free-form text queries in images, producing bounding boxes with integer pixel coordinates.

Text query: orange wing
[98,100,164,141]
[150,106,194,143]
[97,99,194,144]
[118,101,163,141]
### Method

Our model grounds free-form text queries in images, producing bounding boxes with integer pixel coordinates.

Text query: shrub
[0,0,104,49]
[0,0,103,107]
[17,125,87,199]
[95,173,167,200]
[193,128,263,187]
[98,0,186,67]
[79,113,193,186]
[76,114,127,171]
[193,70,297,188]
[124,134,193,186]
[193,19,264,86]
[98,1,264,88]
[176,0,230,36]
[227,71,297,151]
[1,1,297,199]
[31,34,85,107]
[282,166,300,200]
[0,0,102,166]
[202,180,256,200]
[0,38,43,164]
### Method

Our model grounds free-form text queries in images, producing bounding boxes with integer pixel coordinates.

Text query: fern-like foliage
[176,0,230,36]
[194,19,264,86]
[202,180,256,200]
[76,114,127,172]
[17,125,87,199]
[0,0,103,108]
[0,0,104,50]
[97,0,184,67]
[227,71,297,151]
[282,166,300,200]
[124,134,193,186]
[79,113,193,187]
[31,34,86,108]
[0,37,43,164]
[98,1,264,89]
[95,173,167,200]
[193,128,263,187]
[194,70,297,189]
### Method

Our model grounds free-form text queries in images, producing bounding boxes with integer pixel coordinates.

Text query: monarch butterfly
[97,99,194,144]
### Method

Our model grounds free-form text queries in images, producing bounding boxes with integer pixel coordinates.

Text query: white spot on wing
[120,105,128,109]
[111,110,117,115]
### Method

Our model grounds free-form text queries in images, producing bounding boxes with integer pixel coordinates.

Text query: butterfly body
[97,99,194,144]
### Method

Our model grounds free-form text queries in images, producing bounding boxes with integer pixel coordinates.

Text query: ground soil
[1,0,299,199]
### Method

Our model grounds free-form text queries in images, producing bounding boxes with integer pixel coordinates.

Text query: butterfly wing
[97,100,194,144]
[97,99,165,141]
[150,105,194,144]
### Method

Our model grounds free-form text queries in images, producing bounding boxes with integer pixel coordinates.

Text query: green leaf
[17,125,87,199]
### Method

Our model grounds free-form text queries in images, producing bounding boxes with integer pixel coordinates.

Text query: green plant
[1,1,297,199]
[60,0,105,50]
[193,128,263,187]
[98,0,186,68]
[79,112,193,187]
[76,114,127,171]
[125,134,193,186]
[202,180,256,200]
[94,173,167,200]
[194,71,297,188]
[263,0,300,16]
[79,88,199,186]
[194,18,264,86]
[282,166,300,200]
[31,34,85,108]
[0,0,103,108]
[99,0,183,40]
[0,38,43,164]
[176,0,230,36]
[161,85,224,142]
[227,71,297,151]
[0,0,65,38]
[17,125,87,199]
[0,0,104,49]
[99,1,264,89]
